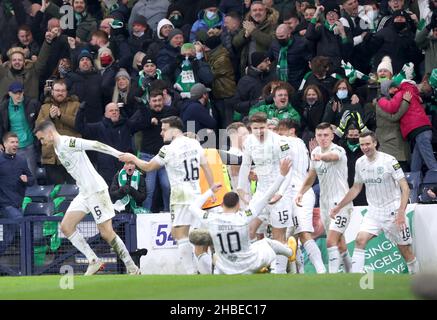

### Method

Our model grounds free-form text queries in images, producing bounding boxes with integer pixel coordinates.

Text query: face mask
[347,137,359,145]
[196,52,203,60]
[133,31,144,37]
[58,65,71,76]
[206,10,217,20]
[169,15,183,28]
[393,22,407,32]
[306,97,317,105]
[277,38,289,47]
[100,55,113,67]
[336,89,348,100]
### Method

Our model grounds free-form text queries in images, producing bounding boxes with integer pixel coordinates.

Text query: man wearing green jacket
[249,84,301,123]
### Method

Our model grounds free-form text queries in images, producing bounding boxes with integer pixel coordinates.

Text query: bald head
[276,24,291,43]
[105,103,120,122]
[276,24,291,38]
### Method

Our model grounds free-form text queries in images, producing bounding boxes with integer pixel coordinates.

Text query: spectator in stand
[127,15,154,57]
[298,84,326,143]
[180,83,217,136]
[35,80,81,184]
[340,124,367,206]
[415,12,437,75]
[110,161,146,214]
[268,23,311,90]
[128,0,170,33]
[65,49,104,123]
[75,102,144,185]
[14,25,40,61]
[221,11,242,79]
[0,132,34,256]
[0,30,55,100]
[233,1,277,76]
[204,34,237,128]
[166,2,192,41]
[135,89,179,212]
[376,80,411,172]
[45,0,98,42]
[0,82,40,178]
[190,0,224,42]
[134,56,163,104]
[109,68,137,119]
[146,18,174,61]
[156,28,185,83]
[229,51,277,119]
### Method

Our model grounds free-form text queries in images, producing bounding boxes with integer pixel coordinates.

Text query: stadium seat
[25,185,55,202]
[404,171,422,203]
[418,170,437,203]
[24,202,55,216]
[56,184,79,201]
[57,200,72,214]
[35,167,48,185]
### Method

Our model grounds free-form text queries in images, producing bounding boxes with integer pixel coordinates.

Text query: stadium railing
[0,213,137,276]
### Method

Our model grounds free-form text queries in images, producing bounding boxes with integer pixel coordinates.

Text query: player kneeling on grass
[188,158,297,275]
[34,120,140,275]
[331,131,419,274]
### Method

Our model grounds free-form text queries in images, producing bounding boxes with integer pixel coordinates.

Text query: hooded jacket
[378,81,432,139]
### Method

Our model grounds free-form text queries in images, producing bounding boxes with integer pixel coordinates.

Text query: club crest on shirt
[392,162,401,171]
[377,166,384,175]
[69,138,76,148]
[158,150,166,159]
[245,209,252,217]
[280,143,290,152]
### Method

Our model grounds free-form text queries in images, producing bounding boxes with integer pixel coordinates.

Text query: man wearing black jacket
[135,89,179,212]
[75,102,145,185]
[0,132,34,255]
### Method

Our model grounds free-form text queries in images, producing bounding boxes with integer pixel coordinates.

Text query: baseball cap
[190,83,211,100]
[8,82,24,93]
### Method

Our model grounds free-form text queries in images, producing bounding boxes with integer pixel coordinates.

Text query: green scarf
[203,13,220,28]
[347,141,360,152]
[138,69,162,103]
[114,169,147,214]
[324,20,336,32]
[174,58,196,98]
[277,39,293,82]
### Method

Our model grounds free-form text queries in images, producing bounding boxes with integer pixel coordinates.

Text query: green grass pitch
[0,274,416,300]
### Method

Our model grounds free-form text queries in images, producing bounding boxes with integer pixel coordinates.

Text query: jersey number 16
[183,158,199,181]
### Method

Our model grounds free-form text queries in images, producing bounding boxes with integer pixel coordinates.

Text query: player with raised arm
[277,119,321,274]
[237,112,294,274]
[190,159,296,274]
[296,122,353,274]
[34,120,140,275]
[330,131,419,274]
[119,116,215,274]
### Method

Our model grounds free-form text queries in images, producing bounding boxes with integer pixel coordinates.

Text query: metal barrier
[0,214,137,276]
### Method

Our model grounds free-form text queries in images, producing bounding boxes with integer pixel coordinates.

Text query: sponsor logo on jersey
[364,177,382,184]
[245,209,253,217]
[69,138,76,148]
[280,143,290,152]
[392,162,401,170]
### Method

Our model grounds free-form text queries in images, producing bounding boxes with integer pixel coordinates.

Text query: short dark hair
[34,120,56,134]
[161,116,184,131]
[282,10,299,22]
[149,89,163,98]
[315,122,333,131]
[2,132,18,143]
[223,191,240,208]
[53,79,67,88]
[150,79,171,91]
[225,11,241,21]
[249,112,268,124]
[359,130,377,142]
[278,119,299,130]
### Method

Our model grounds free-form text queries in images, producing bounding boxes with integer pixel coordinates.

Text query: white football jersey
[354,151,405,213]
[153,135,204,204]
[310,143,349,205]
[238,131,291,193]
[283,136,310,188]
[54,136,121,197]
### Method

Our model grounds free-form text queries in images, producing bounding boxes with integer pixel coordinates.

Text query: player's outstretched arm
[318,152,340,162]
[78,138,123,157]
[189,184,222,218]
[250,159,291,216]
[119,153,161,172]
[330,183,363,218]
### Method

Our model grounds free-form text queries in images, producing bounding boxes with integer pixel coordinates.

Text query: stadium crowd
[0,0,437,274]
